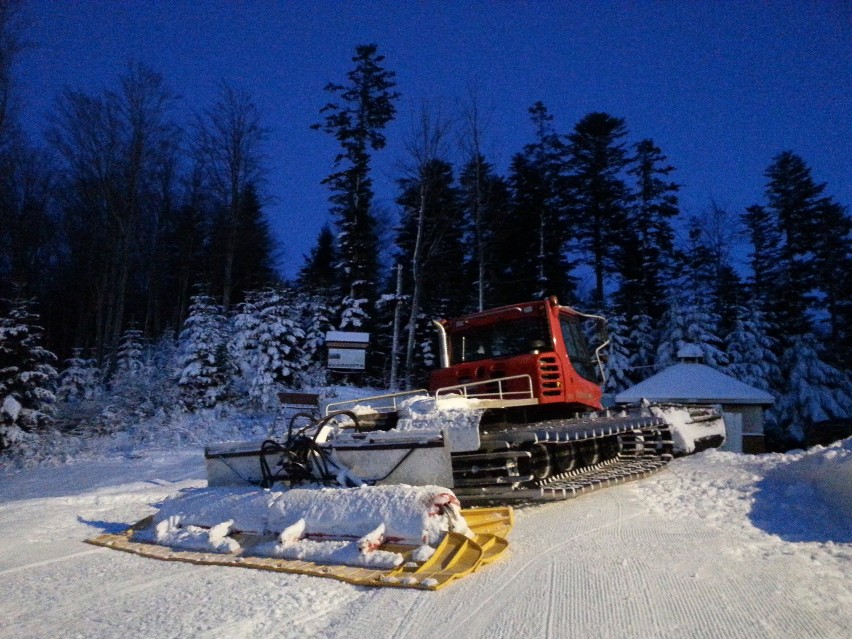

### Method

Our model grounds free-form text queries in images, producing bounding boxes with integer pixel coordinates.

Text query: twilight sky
[15,1,852,279]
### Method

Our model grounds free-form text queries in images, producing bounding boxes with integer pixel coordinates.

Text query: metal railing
[324,388,429,416]
[324,374,539,417]
[434,374,536,405]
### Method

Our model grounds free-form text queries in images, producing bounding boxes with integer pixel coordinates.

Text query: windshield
[448,316,551,365]
[558,314,598,382]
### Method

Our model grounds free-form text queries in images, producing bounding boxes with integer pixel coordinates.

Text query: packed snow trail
[1,444,850,639]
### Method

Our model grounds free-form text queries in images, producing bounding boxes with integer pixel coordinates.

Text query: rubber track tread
[452,411,674,503]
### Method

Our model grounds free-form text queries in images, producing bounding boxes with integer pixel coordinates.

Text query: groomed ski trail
[1,448,850,639]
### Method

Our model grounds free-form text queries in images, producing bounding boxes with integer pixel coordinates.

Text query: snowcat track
[451,412,674,503]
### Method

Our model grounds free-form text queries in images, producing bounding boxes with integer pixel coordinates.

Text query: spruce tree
[312,44,400,323]
[395,158,467,385]
[759,151,846,342]
[114,326,145,381]
[296,294,335,387]
[231,288,305,407]
[770,335,852,445]
[57,348,101,402]
[501,103,574,305]
[725,305,781,393]
[618,139,679,322]
[502,151,553,303]
[565,112,631,307]
[627,313,657,383]
[110,325,148,409]
[0,297,58,450]
[602,312,632,394]
[742,204,783,326]
[810,199,852,364]
[208,183,277,307]
[177,293,230,409]
[297,224,337,295]
[458,154,512,310]
[656,302,727,370]
[676,210,744,339]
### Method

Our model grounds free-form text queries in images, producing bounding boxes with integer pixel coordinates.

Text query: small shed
[615,347,774,454]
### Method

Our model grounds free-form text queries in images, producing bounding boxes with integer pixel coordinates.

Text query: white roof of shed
[615,362,775,406]
[325,331,370,343]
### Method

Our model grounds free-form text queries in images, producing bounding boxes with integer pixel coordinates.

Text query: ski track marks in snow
[1,442,851,639]
[327,467,852,639]
[0,547,107,576]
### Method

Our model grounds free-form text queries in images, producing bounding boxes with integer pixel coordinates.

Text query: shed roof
[615,362,775,406]
[325,331,370,344]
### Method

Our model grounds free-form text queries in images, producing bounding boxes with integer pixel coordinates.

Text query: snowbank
[634,437,852,544]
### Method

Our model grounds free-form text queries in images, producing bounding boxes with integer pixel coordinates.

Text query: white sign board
[326,331,370,371]
[328,346,367,370]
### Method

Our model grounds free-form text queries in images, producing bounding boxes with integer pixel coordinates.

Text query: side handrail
[323,389,429,416]
[434,374,535,402]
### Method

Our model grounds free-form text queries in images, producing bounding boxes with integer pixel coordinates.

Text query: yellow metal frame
[86,507,513,591]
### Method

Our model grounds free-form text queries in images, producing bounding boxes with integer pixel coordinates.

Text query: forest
[1,9,850,455]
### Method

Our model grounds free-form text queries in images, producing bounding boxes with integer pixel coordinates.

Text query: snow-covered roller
[139,484,471,551]
[89,483,512,590]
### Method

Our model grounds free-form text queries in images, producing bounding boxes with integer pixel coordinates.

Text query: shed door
[720,412,742,453]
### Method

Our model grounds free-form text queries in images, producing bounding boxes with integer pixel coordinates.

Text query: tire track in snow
[0,557,196,637]
[544,562,556,639]
[388,590,427,639]
[0,546,107,576]
[363,494,643,639]
[447,508,645,632]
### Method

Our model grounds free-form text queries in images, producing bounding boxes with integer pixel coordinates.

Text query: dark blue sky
[16,1,851,279]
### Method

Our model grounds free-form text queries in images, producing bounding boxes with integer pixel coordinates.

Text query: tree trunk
[403,183,428,389]
[389,264,403,390]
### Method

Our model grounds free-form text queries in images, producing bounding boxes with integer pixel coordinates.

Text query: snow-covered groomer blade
[86,486,513,590]
[646,403,726,455]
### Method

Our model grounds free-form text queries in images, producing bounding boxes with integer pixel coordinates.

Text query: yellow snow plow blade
[86,506,513,591]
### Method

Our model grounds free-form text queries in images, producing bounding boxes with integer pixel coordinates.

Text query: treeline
[298,46,851,398]
[1,62,276,366]
[1,30,851,449]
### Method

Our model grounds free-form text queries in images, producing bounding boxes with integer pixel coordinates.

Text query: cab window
[449,316,551,364]
[558,314,598,382]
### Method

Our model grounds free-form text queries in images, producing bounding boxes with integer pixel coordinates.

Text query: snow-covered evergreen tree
[656,302,727,370]
[602,312,631,393]
[338,295,369,330]
[416,315,437,373]
[107,325,149,412]
[725,305,780,393]
[0,298,58,450]
[770,335,852,444]
[177,295,230,409]
[298,296,335,387]
[113,326,144,382]
[57,349,101,402]
[627,313,657,383]
[231,288,305,407]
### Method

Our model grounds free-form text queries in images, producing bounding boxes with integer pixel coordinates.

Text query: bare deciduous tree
[49,63,179,365]
[398,105,454,387]
[193,82,267,309]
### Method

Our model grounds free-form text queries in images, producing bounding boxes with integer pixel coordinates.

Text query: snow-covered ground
[1,433,850,638]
